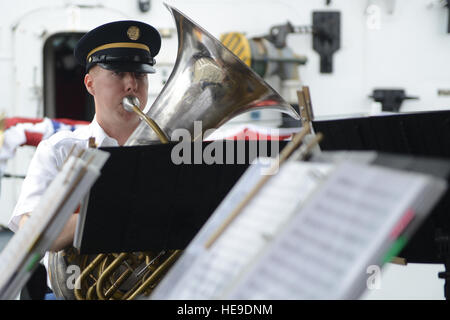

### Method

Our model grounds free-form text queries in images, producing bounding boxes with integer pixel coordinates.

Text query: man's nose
[124,73,138,92]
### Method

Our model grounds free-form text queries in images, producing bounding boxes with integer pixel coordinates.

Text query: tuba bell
[125,4,300,145]
[48,4,300,300]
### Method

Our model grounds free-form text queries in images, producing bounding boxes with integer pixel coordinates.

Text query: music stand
[312,110,450,298]
[75,140,288,254]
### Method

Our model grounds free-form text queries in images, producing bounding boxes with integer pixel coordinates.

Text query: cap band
[87,42,151,61]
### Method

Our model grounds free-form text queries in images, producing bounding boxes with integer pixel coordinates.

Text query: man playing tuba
[8,20,162,299]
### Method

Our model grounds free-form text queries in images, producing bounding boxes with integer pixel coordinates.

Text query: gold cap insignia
[127,26,140,41]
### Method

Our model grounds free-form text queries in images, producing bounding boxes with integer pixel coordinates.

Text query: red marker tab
[390,208,415,240]
[24,131,44,146]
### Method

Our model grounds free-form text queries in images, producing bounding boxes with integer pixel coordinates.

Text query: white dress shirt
[8,116,119,231]
[7,116,119,292]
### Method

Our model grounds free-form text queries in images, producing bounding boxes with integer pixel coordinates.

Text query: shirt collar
[89,116,120,147]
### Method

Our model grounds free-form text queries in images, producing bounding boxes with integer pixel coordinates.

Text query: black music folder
[312,110,450,263]
[312,110,450,157]
[74,140,286,254]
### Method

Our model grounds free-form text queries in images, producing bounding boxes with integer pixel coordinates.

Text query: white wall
[161,0,450,116]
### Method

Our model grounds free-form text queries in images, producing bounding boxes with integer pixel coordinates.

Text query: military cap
[74,20,161,73]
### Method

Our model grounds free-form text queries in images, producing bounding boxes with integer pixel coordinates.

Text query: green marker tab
[383,236,408,264]
[26,253,42,272]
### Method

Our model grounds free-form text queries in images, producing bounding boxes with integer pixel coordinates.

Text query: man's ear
[84,73,95,96]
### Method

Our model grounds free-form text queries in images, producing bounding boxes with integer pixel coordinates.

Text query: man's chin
[116,110,138,124]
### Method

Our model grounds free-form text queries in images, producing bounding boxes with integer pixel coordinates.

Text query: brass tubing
[86,285,97,300]
[120,274,148,300]
[120,252,165,300]
[131,105,170,144]
[126,250,182,300]
[96,252,129,300]
[74,253,107,300]
[103,269,133,299]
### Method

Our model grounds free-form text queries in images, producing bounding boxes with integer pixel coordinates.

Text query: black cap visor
[95,62,156,73]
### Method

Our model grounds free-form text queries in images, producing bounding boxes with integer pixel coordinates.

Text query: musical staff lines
[152,159,446,300]
[163,161,331,299]
[228,162,443,299]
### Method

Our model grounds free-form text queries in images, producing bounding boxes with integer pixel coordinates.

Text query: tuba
[48,4,300,300]
[125,4,300,145]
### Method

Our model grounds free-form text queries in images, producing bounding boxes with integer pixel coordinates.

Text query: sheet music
[227,162,446,299]
[0,149,109,299]
[151,159,333,299]
[152,160,446,300]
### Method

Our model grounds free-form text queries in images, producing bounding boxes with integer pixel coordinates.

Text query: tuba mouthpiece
[122,96,140,112]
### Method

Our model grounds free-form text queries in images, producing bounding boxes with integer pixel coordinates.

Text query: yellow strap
[87,42,150,61]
